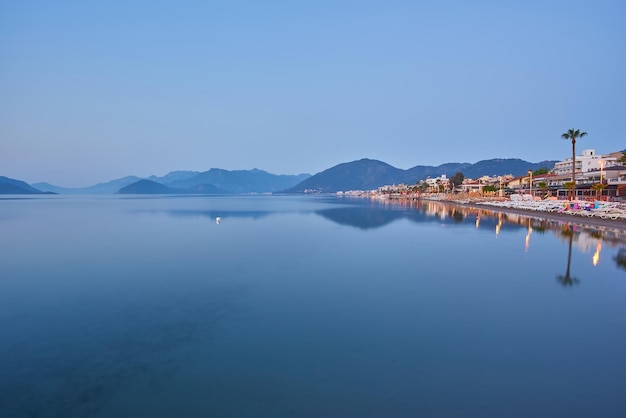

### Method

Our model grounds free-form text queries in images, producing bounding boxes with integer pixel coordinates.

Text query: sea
[1,194,625,418]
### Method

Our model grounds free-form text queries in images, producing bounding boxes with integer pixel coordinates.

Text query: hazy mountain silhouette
[34,176,141,194]
[147,171,200,184]
[168,168,310,194]
[117,179,233,195]
[117,179,180,194]
[0,176,52,194]
[35,169,309,194]
[283,159,406,193]
[11,157,558,195]
[284,158,558,193]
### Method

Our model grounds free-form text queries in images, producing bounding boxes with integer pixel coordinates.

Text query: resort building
[553,149,617,178]
[423,175,448,189]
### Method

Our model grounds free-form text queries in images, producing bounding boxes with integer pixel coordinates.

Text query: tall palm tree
[561,129,588,200]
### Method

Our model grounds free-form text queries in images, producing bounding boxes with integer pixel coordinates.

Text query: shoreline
[434,198,626,231]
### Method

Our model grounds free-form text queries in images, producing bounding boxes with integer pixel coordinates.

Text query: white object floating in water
[216,216,221,224]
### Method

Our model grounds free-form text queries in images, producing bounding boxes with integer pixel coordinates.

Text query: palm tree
[563,181,576,200]
[592,182,607,199]
[561,129,588,200]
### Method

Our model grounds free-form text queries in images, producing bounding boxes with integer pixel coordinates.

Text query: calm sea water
[1,195,625,418]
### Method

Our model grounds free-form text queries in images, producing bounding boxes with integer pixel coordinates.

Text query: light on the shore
[593,241,602,266]
[495,216,502,237]
[525,222,532,252]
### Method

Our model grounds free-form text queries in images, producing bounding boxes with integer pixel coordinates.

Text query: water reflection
[417,200,626,273]
[330,197,626,273]
[592,241,602,266]
[557,226,580,287]
[525,220,532,252]
[150,196,626,272]
[615,247,626,270]
[137,209,273,221]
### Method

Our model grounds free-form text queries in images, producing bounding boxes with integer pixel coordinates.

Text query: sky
[1,0,625,187]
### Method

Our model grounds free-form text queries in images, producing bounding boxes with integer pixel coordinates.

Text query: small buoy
[216,217,221,224]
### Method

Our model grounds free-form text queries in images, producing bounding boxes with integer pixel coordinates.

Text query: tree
[533,168,550,175]
[449,171,465,191]
[561,129,588,200]
[563,181,576,199]
[619,152,626,165]
[592,182,607,199]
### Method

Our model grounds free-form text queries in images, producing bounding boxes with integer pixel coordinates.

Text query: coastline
[437,197,626,231]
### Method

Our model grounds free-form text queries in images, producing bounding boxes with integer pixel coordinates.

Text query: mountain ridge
[0,176,52,194]
[283,158,559,193]
[5,157,559,195]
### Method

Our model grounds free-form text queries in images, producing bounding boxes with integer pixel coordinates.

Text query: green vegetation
[563,181,576,199]
[592,182,607,198]
[449,172,465,190]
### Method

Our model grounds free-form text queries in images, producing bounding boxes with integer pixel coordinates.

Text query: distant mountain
[117,179,232,195]
[459,159,558,179]
[34,176,141,194]
[282,159,405,193]
[169,168,311,194]
[0,176,51,194]
[25,157,560,196]
[117,180,180,194]
[283,158,559,193]
[35,169,309,194]
[147,171,200,184]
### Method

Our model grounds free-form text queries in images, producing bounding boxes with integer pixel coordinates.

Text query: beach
[419,194,626,231]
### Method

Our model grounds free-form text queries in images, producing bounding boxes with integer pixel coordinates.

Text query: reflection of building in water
[575,233,598,252]
[495,214,503,237]
[400,199,626,267]
[525,220,533,252]
[593,241,602,266]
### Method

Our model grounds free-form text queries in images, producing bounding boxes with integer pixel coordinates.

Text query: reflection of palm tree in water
[614,247,626,271]
[557,227,580,286]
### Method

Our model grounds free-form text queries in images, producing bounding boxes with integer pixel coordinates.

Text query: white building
[424,174,448,188]
[553,149,603,177]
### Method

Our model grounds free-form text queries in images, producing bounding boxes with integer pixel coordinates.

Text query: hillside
[117,180,180,194]
[34,176,141,194]
[0,176,50,194]
[34,169,309,194]
[169,168,310,194]
[284,158,558,193]
[283,159,406,193]
[116,179,233,195]
[147,171,200,184]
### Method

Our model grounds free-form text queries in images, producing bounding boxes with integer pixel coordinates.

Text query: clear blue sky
[1,0,624,187]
